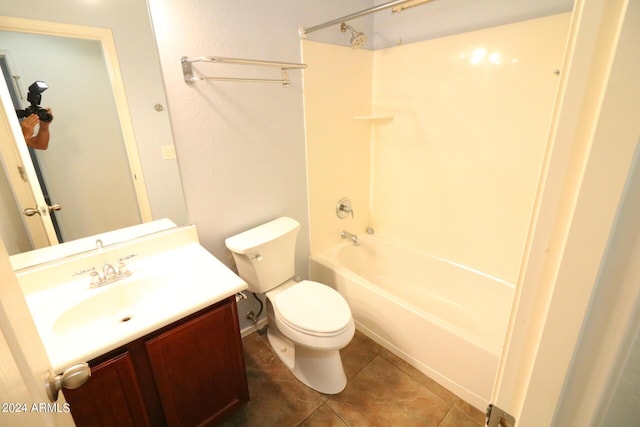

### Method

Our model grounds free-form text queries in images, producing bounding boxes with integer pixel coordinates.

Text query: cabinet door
[146,300,249,427]
[63,351,151,427]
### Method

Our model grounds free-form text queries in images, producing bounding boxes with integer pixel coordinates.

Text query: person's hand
[20,114,39,140]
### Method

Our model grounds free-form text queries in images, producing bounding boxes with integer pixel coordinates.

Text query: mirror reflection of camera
[15,81,53,123]
[16,105,53,122]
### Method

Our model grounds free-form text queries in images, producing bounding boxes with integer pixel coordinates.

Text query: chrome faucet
[74,254,136,288]
[102,262,118,280]
[341,230,360,246]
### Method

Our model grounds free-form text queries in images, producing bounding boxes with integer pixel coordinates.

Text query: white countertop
[17,225,247,372]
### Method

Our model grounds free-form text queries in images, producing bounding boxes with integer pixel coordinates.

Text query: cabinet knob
[45,362,91,402]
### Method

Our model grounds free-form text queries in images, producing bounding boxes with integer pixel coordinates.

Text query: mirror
[0,0,187,262]
[0,29,148,250]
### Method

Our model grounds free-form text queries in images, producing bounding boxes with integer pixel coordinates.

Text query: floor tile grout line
[375,347,478,416]
[436,404,456,427]
[360,335,484,423]
[327,353,454,427]
[343,351,379,384]
[321,353,383,426]
[326,401,353,427]
[299,401,353,427]
[375,351,454,407]
[296,402,324,426]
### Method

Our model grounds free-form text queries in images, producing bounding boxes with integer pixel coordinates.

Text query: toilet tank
[224,217,300,293]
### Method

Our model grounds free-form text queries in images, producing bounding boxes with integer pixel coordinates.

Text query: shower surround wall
[302,42,372,254]
[305,13,570,284]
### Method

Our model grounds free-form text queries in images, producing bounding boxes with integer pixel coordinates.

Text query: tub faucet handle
[336,197,354,219]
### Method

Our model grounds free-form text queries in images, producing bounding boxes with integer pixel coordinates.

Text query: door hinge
[486,404,516,427]
[17,165,27,182]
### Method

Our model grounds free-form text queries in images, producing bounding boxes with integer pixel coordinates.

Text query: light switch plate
[161,145,176,160]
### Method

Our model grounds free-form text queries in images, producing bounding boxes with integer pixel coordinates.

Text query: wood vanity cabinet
[63,296,249,427]
[62,351,151,426]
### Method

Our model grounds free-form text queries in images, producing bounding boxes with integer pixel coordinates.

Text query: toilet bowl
[266,280,354,394]
[225,217,354,394]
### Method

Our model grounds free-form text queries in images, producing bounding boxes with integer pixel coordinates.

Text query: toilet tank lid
[225,217,300,254]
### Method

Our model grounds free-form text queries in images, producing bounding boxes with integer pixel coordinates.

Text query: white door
[490,0,640,425]
[0,240,74,426]
[0,66,58,249]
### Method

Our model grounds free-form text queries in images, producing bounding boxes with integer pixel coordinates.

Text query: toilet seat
[271,280,352,337]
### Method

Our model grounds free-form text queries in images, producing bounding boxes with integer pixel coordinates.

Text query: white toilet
[225,217,355,394]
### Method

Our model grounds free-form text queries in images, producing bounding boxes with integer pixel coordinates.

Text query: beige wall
[304,13,570,283]
[302,40,372,255]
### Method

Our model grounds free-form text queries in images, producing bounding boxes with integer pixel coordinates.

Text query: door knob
[23,207,40,216]
[23,204,62,216]
[45,362,91,402]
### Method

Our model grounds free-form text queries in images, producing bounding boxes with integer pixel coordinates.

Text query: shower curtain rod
[300,0,435,36]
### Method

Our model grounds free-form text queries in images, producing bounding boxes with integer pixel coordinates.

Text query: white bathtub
[310,234,514,410]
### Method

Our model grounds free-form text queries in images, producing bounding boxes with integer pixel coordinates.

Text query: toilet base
[267,324,347,394]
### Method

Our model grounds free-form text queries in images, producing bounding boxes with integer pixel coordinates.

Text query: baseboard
[240,317,268,338]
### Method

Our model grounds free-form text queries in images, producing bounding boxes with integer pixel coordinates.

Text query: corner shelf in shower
[353,115,394,121]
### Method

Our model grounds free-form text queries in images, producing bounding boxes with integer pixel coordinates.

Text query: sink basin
[20,231,248,372]
[52,275,171,336]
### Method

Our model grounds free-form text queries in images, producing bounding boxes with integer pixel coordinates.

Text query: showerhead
[340,22,367,49]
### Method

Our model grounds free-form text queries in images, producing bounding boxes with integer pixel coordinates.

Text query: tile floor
[220,328,486,427]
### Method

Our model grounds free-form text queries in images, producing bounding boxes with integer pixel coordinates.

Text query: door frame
[491,0,640,425]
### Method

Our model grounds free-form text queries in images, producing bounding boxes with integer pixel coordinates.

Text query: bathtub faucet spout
[341,230,360,246]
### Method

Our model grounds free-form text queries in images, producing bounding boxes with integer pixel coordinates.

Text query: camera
[15,81,53,123]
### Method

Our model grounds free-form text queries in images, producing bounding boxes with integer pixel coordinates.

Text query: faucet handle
[336,197,354,219]
[90,270,101,286]
[116,254,136,274]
